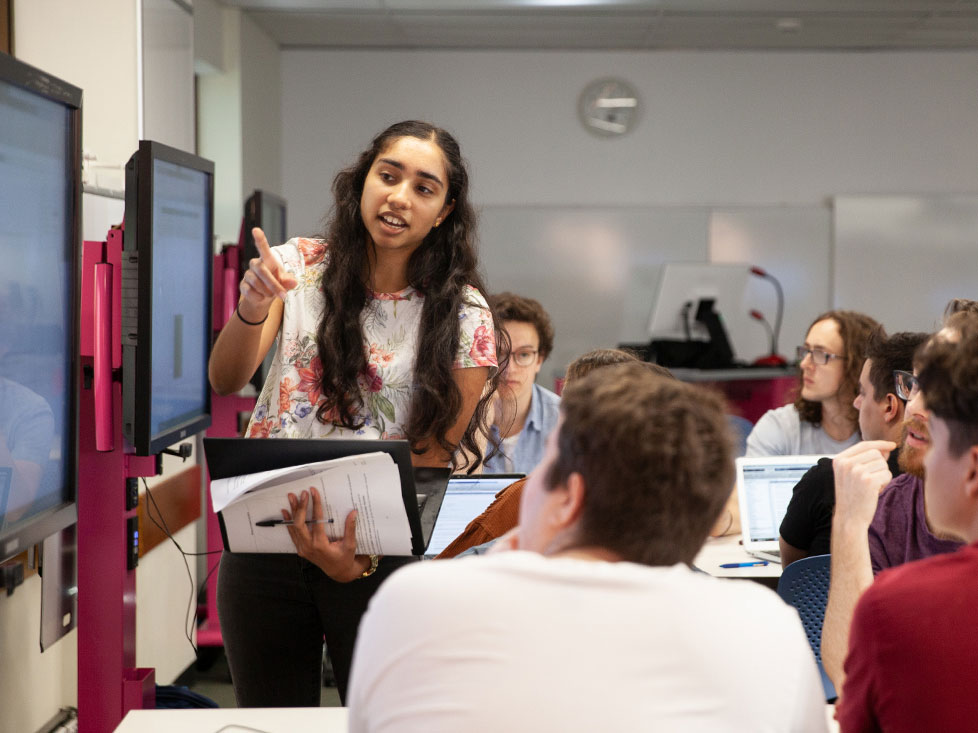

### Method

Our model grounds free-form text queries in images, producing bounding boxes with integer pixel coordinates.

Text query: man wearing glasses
[483,292,561,475]
[821,316,973,694]
[778,330,928,568]
[836,318,978,732]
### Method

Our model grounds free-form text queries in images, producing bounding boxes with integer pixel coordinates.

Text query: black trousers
[217,551,416,706]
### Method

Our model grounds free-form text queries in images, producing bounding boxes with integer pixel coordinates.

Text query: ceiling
[220,0,978,51]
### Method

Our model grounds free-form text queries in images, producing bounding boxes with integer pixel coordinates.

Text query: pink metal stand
[196,244,255,648]
[77,230,157,733]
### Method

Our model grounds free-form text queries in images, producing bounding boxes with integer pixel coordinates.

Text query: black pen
[255,518,335,527]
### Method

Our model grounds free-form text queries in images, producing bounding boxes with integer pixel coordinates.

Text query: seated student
[821,312,973,691]
[837,319,978,732]
[778,330,928,567]
[437,350,735,559]
[483,292,560,474]
[746,310,879,456]
[347,363,827,732]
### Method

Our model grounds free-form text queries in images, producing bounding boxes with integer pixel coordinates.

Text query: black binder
[203,437,451,556]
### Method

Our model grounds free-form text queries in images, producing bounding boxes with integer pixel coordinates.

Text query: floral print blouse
[246,238,497,441]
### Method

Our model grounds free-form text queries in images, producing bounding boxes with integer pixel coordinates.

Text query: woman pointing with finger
[207,121,503,706]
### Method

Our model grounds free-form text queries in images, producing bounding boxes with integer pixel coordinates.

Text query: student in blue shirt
[484,293,560,474]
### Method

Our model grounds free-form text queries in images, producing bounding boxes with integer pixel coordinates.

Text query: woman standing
[208,121,501,705]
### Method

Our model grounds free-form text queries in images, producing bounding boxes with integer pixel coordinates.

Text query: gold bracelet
[360,554,380,579]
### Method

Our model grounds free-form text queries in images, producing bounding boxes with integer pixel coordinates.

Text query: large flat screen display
[123,141,214,455]
[0,53,81,561]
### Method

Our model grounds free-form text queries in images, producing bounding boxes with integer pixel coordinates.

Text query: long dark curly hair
[794,309,879,427]
[314,121,506,471]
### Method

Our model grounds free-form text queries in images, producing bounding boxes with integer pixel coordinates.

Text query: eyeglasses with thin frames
[893,370,920,402]
[503,349,539,368]
[796,345,844,366]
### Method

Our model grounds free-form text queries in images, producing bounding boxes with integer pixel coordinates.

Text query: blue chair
[726,414,754,458]
[776,554,837,702]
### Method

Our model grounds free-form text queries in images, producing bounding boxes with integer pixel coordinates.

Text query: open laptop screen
[425,475,520,556]
[737,456,828,544]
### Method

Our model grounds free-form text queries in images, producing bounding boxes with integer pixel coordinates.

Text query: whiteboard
[478,206,709,386]
[478,204,831,385]
[833,196,978,334]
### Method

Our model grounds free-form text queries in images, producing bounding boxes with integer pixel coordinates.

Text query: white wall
[280,50,978,372]
[142,0,196,151]
[13,0,139,168]
[198,8,245,245]
[0,575,77,733]
[240,12,282,206]
[198,7,282,247]
[281,50,978,229]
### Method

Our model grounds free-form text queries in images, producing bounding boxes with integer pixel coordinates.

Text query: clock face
[578,78,640,137]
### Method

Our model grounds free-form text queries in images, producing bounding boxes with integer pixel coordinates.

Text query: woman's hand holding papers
[283,488,373,582]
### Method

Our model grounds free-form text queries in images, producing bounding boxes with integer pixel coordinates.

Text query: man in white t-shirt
[347,362,827,733]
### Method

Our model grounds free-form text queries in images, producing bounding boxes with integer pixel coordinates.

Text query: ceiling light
[776,17,802,33]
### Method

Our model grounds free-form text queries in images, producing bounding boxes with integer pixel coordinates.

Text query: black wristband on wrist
[235,305,268,326]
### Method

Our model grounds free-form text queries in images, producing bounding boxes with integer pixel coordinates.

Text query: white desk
[114,707,348,732]
[694,534,782,583]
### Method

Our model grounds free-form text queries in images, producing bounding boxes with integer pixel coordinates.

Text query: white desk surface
[114,707,348,732]
[694,533,783,579]
[114,702,834,732]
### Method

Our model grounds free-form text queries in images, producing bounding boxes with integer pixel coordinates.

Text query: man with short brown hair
[348,363,826,732]
[837,320,978,732]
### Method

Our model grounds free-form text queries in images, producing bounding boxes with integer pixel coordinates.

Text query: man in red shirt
[837,317,978,732]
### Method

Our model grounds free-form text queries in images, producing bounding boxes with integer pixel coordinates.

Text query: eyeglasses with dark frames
[893,370,920,402]
[796,345,844,366]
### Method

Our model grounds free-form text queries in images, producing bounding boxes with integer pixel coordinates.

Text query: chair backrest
[776,554,837,701]
[726,414,754,458]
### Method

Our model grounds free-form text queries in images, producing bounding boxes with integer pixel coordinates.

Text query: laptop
[203,437,451,556]
[423,474,524,557]
[736,455,828,563]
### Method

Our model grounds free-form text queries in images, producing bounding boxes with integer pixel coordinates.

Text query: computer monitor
[241,190,287,392]
[241,190,287,277]
[646,262,750,368]
[0,53,81,561]
[122,141,214,456]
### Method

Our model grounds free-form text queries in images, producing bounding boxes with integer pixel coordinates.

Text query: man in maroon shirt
[836,317,978,733]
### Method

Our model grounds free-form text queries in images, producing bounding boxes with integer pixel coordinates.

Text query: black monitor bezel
[241,189,288,280]
[241,189,287,392]
[0,52,81,561]
[122,140,214,456]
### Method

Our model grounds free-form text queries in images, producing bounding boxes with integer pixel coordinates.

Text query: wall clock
[578,78,640,137]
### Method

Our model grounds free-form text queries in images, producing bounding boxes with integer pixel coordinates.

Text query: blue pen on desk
[255,518,335,527]
[719,560,768,568]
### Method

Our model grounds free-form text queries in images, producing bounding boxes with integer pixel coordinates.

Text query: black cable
[681,300,693,340]
[141,477,223,660]
[767,273,785,355]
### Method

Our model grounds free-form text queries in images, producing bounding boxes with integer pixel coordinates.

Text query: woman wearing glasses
[483,292,561,474]
[746,310,879,457]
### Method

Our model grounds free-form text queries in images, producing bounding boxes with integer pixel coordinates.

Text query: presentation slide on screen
[149,159,211,438]
[0,82,72,516]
